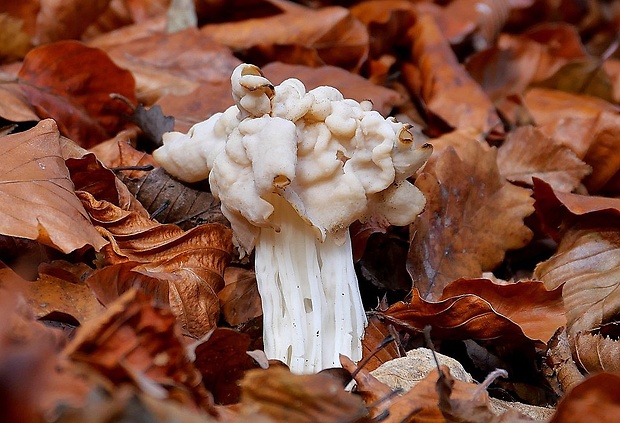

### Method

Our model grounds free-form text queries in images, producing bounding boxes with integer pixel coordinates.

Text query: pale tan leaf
[0,119,106,253]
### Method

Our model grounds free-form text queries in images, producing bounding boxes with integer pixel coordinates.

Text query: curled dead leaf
[78,191,233,338]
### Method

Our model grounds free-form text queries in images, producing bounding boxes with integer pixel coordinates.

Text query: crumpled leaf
[17,41,136,147]
[78,191,233,338]
[0,119,107,253]
[573,332,620,374]
[549,373,620,423]
[238,366,367,423]
[497,125,591,192]
[200,1,368,71]
[440,0,511,49]
[406,13,502,134]
[360,315,401,373]
[193,328,261,405]
[127,103,174,149]
[63,289,214,412]
[409,141,534,300]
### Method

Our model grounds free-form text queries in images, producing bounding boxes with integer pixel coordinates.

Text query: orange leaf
[409,142,534,300]
[407,14,501,134]
[18,41,136,147]
[79,191,233,338]
[0,119,106,253]
[549,373,620,423]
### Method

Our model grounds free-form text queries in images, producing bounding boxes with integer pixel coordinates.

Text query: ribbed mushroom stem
[255,194,367,373]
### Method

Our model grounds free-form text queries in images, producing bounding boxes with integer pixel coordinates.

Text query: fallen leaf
[0,13,32,62]
[381,289,543,347]
[0,83,39,122]
[573,332,620,373]
[0,119,107,253]
[201,2,369,71]
[218,266,262,327]
[406,13,502,134]
[24,272,104,325]
[360,316,401,373]
[63,289,214,411]
[127,103,174,149]
[440,0,511,49]
[121,167,228,230]
[441,278,566,343]
[497,125,591,192]
[533,177,620,240]
[193,328,261,405]
[549,373,620,423]
[238,366,367,423]
[534,220,620,338]
[18,41,136,147]
[78,191,233,338]
[409,142,534,300]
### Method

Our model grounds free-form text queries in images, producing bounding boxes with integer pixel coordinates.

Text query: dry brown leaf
[238,366,367,423]
[0,83,39,122]
[573,332,620,374]
[17,41,136,147]
[90,27,240,106]
[441,278,565,343]
[78,191,233,338]
[549,373,620,423]
[497,125,591,192]
[407,13,502,135]
[409,141,534,300]
[0,13,32,62]
[0,119,107,253]
[381,289,542,347]
[532,177,620,240]
[440,0,511,49]
[200,1,368,71]
[63,289,214,412]
[360,315,401,373]
[534,221,620,338]
[24,272,105,325]
[32,0,112,44]
[218,266,262,327]
[193,328,261,405]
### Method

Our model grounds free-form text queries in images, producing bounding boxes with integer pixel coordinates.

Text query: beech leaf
[409,142,534,299]
[0,119,106,253]
[18,40,136,147]
[497,125,591,192]
[78,191,233,338]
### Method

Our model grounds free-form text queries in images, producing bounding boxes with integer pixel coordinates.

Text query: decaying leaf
[409,141,534,299]
[0,119,107,253]
[17,41,136,147]
[406,13,502,134]
[360,315,401,373]
[238,366,367,423]
[549,373,620,423]
[78,191,233,338]
[218,266,262,327]
[534,221,620,347]
[201,2,369,71]
[63,289,214,412]
[497,126,591,192]
[193,328,261,405]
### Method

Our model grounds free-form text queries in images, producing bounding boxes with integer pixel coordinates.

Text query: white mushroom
[153,64,432,373]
